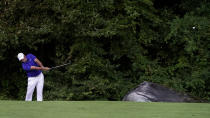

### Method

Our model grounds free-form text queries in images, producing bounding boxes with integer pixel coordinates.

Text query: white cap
[17,53,24,61]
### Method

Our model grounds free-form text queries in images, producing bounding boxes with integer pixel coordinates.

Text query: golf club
[50,62,71,70]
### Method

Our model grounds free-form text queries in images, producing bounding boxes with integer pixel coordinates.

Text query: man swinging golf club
[17,53,50,101]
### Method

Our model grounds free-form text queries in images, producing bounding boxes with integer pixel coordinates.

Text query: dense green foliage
[0,0,209,101]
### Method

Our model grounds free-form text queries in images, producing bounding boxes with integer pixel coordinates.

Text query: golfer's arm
[30,66,43,70]
[34,58,44,67]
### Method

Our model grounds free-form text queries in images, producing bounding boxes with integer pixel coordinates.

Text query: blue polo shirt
[22,54,42,77]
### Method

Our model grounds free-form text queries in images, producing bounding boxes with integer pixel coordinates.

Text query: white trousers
[25,72,44,101]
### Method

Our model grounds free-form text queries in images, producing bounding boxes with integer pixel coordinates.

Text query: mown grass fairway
[0,101,209,118]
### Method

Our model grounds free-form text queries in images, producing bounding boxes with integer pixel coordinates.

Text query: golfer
[17,53,50,101]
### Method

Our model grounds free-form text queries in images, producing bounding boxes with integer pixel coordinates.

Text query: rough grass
[0,101,209,118]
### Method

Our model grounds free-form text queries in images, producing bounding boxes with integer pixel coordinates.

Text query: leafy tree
[0,0,209,101]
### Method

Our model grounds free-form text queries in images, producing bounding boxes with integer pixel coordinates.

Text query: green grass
[0,101,209,118]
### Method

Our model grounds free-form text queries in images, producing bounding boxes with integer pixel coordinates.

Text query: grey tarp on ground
[123,81,193,102]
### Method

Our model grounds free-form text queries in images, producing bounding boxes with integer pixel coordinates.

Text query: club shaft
[51,62,71,69]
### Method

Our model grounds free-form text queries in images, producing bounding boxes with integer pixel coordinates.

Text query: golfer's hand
[41,67,50,71]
